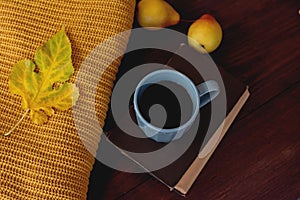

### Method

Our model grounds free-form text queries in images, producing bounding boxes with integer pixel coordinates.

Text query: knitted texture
[0,0,135,199]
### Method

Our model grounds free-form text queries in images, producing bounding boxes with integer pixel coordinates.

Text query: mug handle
[196,80,220,108]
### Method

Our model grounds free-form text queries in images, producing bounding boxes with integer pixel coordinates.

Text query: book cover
[105,44,250,195]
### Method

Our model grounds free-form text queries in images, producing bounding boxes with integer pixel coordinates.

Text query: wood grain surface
[88,0,300,199]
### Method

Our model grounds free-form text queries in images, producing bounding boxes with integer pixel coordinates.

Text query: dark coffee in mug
[138,81,193,129]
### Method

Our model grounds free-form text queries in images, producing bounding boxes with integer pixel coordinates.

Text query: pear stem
[4,109,29,137]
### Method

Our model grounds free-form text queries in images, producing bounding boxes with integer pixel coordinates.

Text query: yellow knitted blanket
[0,0,135,199]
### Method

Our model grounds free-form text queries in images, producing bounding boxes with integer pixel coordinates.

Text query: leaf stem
[4,109,30,137]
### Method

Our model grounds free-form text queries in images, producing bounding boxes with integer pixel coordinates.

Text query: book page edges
[175,87,250,195]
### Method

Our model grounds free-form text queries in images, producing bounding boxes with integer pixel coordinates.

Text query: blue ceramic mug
[133,69,220,143]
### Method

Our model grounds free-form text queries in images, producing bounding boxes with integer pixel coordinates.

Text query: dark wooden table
[88,0,300,199]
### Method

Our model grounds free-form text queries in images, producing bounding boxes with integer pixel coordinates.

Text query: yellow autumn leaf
[5,29,79,136]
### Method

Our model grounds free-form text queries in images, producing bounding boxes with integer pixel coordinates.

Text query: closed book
[104,44,250,195]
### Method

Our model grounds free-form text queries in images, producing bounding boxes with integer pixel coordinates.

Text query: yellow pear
[137,0,180,30]
[188,14,223,53]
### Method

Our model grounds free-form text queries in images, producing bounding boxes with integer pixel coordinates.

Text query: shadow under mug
[133,69,220,143]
